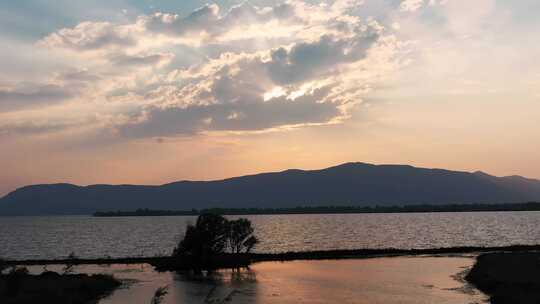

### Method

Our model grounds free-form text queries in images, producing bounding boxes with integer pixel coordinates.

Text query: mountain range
[1,162,540,215]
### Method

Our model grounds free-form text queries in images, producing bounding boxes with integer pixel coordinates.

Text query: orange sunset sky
[1,0,539,196]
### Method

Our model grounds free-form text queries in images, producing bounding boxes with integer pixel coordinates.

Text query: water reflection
[26,257,488,303]
[172,269,257,303]
[248,257,487,304]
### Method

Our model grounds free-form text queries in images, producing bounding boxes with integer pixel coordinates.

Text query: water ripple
[1,211,540,260]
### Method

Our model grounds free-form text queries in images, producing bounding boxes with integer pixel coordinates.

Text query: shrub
[174,213,229,258]
[173,214,259,259]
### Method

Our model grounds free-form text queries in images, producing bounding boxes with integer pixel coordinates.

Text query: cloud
[139,2,297,40]
[108,52,174,68]
[119,86,341,137]
[38,2,300,54]
[112,22,394,138]
[2,1,404,139]
[140,4,221,36]
[0,84,73,112]
[0,120,73,136]
[400,0,425,12]
[55,69,101,82]
[267,31,379,85]
[39,21,136,51]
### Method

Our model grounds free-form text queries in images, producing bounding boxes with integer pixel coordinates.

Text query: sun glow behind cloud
[0,0,404,138]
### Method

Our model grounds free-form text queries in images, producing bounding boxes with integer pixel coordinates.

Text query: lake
[1,211,540,260]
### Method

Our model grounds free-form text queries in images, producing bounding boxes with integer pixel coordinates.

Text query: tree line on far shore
[94,202,540,217]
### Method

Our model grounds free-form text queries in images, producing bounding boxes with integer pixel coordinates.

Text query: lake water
[26,257,488,304]
[1,211,540,260]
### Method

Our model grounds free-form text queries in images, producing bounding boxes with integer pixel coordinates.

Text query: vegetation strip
[6,245,540,268]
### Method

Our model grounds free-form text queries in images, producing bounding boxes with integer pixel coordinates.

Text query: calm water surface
[1,211,540,260]
[26,257,488,304]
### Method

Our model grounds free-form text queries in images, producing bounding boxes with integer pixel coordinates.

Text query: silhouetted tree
[243,235,258,253]
[174,213,229,258]
[228,219,258,253]
[173,214,259,269]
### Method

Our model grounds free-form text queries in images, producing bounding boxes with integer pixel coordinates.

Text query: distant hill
[1,162,540,215]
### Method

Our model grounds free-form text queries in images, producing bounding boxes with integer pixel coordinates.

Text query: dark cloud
[108,53,173,67]
[0,84,73,112]
[58,70,101,82]
[118,85,339,138]
[268,32,379,84]
[0,122,69,136]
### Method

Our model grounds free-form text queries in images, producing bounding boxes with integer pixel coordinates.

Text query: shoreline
[6,244,540,267]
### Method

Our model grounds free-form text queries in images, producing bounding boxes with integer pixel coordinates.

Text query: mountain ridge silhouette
[1,162,540,215]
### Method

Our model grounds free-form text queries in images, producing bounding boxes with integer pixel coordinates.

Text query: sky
[1,0,539,196]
